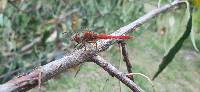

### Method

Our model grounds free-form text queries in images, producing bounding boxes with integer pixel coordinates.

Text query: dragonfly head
[71,34,81,43]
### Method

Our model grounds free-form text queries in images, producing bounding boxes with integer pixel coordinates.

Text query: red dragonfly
[67,30,133,50]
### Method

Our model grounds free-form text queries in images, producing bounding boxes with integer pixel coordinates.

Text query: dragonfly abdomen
[96,34,133,39]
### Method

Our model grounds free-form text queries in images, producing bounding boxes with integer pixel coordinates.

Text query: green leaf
[152,7,193,80]
[190,28,199,52]
[41,30,51,47]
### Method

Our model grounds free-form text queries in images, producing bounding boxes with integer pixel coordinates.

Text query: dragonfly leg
[94,42,97,50]
[82,41,87,51]
[74,43,80,48]
[89,41,98,49]
[95,42,97,49]
[84,45,86,51]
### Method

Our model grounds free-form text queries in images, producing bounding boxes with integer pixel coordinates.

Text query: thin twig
[91,55,144,92]
[127,73,155,92]
[47,8,79,24]
[118,40,134,81]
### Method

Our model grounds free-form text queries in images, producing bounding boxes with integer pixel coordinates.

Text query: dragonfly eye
[71,34,81,43]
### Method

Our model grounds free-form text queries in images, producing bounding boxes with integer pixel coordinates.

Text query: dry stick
[91,55,144,92]
[47,8,79,24]
[0,1,186,92]
[118,40,134,81]
[20,37,42,53]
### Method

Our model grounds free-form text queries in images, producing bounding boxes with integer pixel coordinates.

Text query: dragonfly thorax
[71,31,98,43]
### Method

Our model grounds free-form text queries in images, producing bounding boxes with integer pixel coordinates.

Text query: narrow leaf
[152,7,193,80]
[190,28,199,52]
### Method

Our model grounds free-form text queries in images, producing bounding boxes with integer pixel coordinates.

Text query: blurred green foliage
[0,0,145,84]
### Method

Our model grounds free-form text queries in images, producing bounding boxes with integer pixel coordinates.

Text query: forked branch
[0,1,186,92]
[91,55,143,92]
[118,40,134,80]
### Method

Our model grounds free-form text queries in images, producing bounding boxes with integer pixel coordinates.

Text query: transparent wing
[62,31,72,40]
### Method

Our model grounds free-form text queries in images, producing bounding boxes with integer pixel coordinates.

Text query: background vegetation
[0,0,200,92]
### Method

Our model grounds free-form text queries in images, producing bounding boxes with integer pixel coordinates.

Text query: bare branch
[47,8,79,24]
[91,55,144,92]
[0,1,186,92]
[118,40,133,80]
[0,49,92,92]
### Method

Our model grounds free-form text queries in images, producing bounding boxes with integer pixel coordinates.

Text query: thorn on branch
[38,70,42,92]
